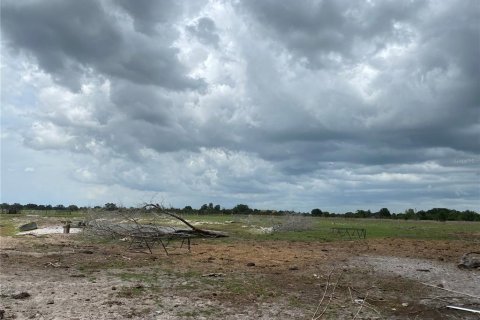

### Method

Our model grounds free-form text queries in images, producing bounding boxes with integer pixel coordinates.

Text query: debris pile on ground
[458,252,480,269]
[86,204,227,254]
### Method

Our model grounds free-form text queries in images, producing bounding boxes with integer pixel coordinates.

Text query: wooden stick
[312,269,334,319]
[420,282,480,299]
[314,273,342,320]
[319,277,341,318]
[352,291,370,320]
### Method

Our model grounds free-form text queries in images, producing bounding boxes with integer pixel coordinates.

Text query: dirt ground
[0,233,479,319]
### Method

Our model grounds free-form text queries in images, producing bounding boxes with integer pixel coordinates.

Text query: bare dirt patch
[0,235,479,319]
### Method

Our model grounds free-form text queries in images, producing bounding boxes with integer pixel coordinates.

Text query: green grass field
[183,214,479,241]
[1,210,478,241]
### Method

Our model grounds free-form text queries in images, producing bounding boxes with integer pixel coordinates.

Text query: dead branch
[144,203,227,238]
[312,268,342,320]
[312,268,335,319]
[420,282,480,299]
[316,273,342,319]
[352,290,370,320]
[84,204,227,254]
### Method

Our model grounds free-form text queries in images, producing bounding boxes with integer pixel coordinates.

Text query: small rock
[202,273,225,277]
[289,266,299,271]
[246,262,256,267]
[437,283,444,288]
[70,274,86,278]
[47,299,54,305]
[112,286,117,290]
[458,252,480,269]
[79,250,94,254]
[19,222,37,232]
[402,303,408,307]
[12,292,30,299]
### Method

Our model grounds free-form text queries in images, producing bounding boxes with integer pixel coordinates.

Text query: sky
[1,0,479,213]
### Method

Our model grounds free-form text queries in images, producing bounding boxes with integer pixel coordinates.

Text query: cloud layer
[1,0,479,211]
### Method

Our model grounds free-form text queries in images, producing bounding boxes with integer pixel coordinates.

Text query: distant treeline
[1,202,479,221]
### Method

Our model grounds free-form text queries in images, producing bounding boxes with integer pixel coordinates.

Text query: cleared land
[0,212,479,319]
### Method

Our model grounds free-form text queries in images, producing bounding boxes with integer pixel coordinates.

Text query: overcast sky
[1,0,479,212]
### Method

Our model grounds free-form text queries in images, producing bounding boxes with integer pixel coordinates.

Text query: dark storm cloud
[186,17,220,47]
[115,0,181,35]
[1,0,203,91]
[236,0,479,172]
[110,82,173,126]
[1,0,478,210]
[241,0,427,67]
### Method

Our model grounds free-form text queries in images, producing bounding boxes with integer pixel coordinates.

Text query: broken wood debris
[420,282,480,300]
[86,203,227,254]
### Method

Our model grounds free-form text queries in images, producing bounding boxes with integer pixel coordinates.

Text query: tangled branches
[85,203,227,254]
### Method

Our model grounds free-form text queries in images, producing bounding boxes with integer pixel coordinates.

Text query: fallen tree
[85,203,227,254]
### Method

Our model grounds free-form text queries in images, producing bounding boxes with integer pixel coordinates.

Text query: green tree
[377,208,391,218]
[200,204,209,213]
[404,208,415,220]
[355,210,372,218]
[232,204,251,214]
[104,203,117,211]
[25,203,38,209]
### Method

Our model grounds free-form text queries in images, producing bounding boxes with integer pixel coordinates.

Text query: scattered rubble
[11,292,30,299]
[458,252,480,269]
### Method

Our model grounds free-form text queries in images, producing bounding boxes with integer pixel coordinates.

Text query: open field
[1,212,479,319]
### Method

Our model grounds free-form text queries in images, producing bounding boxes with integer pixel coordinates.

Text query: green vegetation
[1,203,478,241]
[176,214,480,241]
[0,219,16,236]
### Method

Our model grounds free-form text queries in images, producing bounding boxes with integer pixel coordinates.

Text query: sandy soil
[0,234,479,319]
[18,226,82,236]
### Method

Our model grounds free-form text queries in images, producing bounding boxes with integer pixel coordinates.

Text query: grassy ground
[179,213,480,241]
[1,210,479,241]
[1,211,479,319]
